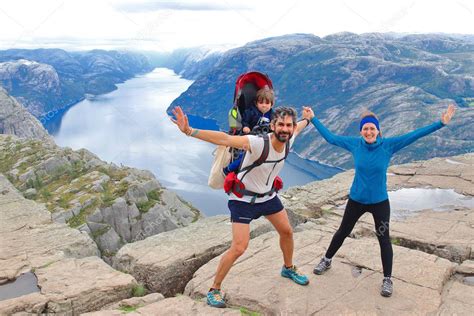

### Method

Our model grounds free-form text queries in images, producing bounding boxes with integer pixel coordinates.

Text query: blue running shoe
[281,265,309,285]
[207,289,226,308]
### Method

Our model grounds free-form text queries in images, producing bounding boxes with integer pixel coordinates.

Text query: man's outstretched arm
[171,106,251,150]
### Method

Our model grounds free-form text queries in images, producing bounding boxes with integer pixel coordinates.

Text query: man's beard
[275,131,292,142]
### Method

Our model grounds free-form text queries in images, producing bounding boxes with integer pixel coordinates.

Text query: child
[241,87,274,134]
[224,87,275,175]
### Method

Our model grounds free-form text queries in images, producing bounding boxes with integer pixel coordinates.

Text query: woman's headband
[359,116,380,131]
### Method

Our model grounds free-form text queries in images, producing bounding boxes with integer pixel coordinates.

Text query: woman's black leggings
[325,198,393,277]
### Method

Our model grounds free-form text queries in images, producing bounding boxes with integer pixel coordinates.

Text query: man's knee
[230,242,248,257]
[279,225,293,239]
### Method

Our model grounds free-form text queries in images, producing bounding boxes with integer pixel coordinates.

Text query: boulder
[438,279,474,315]
[0,257,137,315]
[0,175,137,314]
[100,293,164,311]
[388,154,474,196]
[456,260,474,275]
[282,154,473,216]
[126,184,148,204]
[84,295,241,315]
[23,188,37,199]
[330,209,474,262]
[99,198,139,242]
[113,215,273,297]
[37,156,70,174]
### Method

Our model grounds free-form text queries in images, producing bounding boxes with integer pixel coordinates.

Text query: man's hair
[256,87,275,106]
[271,106,297,125]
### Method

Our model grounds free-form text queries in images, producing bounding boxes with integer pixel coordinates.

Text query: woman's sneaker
[381,278,393,297]
[207,289,226,308]
[281,265,309,285]
[313,257,332,275]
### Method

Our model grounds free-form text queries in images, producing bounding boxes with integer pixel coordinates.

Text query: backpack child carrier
[208,71,276,190]
[228,71,274,135]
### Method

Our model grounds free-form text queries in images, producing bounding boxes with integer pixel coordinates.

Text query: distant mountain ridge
[0,48,153,123]
[143,46,225,79]
[169,32,474,168]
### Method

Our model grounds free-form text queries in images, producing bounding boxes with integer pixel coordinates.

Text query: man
[171,105,311,308]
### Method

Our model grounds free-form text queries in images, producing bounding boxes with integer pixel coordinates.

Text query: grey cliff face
[0,59,60,94]
[0,134,202,260]
[0,87,52,142]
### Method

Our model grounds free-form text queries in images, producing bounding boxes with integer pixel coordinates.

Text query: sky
[0,0,473,52]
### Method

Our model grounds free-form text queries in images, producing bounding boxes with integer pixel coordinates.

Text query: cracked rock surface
[185,222,471,315]
[84,295,242,315]
[113,215,274,297]
[0,174,137,315]
[183,154,473,314]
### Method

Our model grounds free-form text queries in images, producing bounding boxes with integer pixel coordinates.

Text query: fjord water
[51,68,325,216]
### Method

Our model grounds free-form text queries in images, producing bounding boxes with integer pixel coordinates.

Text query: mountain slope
[0,87,52,141]
[0,49,153,122]
[169,33,474,168]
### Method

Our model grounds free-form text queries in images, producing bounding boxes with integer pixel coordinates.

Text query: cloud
[114,1,250,13]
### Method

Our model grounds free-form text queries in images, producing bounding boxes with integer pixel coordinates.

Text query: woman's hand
[171,106,192,135]
[302,106,315,120]
[441,104,456,125]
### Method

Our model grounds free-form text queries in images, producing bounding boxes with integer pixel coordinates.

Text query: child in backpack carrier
[223,87,274,175]
[242,87,274,134]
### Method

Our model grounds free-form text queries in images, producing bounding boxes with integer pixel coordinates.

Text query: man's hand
[171,106,191,135]
[302,106,315,120]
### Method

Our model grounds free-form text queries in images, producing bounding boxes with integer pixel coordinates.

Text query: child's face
[256,99,272,114]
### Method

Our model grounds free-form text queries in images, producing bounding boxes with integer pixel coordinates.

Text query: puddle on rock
[388,188,474,220]
[0,272,40,301]
[351,266,363,278]
[463,276,474,286]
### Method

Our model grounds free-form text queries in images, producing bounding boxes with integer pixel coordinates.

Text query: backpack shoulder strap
[284,139,290,159]
[265,136,290,163]
[239,133,269,179]
[255,133,270,165]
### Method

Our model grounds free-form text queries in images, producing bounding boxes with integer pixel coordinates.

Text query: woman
[304,104,455,297]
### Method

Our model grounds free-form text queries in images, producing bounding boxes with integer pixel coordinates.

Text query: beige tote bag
[208,145,232,189]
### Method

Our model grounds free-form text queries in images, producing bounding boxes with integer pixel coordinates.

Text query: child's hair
[360,110,382,136]
[256,87,275,106]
